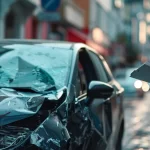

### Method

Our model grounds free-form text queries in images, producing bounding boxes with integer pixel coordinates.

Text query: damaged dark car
[0,40,124,150]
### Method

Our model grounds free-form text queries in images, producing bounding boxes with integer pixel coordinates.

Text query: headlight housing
[142,82,150,92]
[134,80,150,92]
[134,80,142,89]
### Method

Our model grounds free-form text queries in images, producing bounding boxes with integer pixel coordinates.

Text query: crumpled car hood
[0,87,66,126]
[130,61,150,82]
[0,44,68,126]
[0,55,55,93]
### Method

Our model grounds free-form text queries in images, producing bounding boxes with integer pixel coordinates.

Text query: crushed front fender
[31,114,70,150]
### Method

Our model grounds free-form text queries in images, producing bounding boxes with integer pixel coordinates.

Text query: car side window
[76,62,88,97]
[76,49,106,136]
[102,63,112,82]
[100,57,114,82]
[79,63,87,94]
[88,51,108,83]
[76,49,98,97]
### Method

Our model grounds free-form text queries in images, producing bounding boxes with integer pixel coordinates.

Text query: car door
[86,51,114,142]
[100,56,124,122]
[87,51,124,148]
[100,56,124,147]
[67,48,108,150]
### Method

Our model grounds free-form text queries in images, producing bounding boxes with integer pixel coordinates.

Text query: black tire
[116,120,124,150]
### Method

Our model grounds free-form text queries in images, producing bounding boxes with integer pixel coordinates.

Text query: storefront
[24,0,109,56]
[66,27,108,56]
[63,2,108,57]
[25,0,64,39]
[25,11,66,40]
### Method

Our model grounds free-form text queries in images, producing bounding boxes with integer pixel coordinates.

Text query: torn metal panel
[0,87,68,150]
[67,101,107,150]
[31,114,70,150]
[0,87,67,126]
[0,44,71,149]
[130,62,150,82]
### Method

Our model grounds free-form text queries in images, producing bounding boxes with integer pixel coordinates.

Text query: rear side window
[76,49,97,97]
[77,62,87,96]
[88,51,108,82]
[100,59,113,82]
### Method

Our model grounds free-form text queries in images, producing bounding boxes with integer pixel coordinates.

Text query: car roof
[0,39,75,49]
[0,39,102,59]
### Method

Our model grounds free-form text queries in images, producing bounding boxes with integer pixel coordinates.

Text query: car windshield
[0,44,72,92]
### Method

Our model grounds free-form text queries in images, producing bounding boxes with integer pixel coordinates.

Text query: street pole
[0,0,5,39]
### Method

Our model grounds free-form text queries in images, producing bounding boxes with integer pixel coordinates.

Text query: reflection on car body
[0,40,124,150]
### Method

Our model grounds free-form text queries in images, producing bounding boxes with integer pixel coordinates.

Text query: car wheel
[116,120,124,150]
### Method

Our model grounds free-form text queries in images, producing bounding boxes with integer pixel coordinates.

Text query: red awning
[67,28,108,56]
[67,28,87,43]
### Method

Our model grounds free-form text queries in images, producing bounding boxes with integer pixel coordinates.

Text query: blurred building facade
[89,0,125,44]
[0,0,38,39]
[89,0,126,65]
[124,0,150,60]
[0,0,109,56]
[1,0,149,60]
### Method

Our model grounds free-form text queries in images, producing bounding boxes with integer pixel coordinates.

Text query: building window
[139,21,147,44]
[147,25,150,34]
[146,13,150,22]
[5,10,15,38]
[114,0,123,8]
[144,0,150,9]
[48,24,65,41]
[96,0,112,11]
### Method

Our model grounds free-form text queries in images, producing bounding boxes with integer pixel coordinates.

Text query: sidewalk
[123,93,150,150]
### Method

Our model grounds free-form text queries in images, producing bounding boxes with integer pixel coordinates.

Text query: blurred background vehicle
[114,68,149,98]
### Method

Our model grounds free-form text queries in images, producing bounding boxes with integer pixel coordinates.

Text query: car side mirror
[87,81,114,99]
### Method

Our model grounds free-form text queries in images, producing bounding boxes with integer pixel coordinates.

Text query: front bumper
[0,114,70,150]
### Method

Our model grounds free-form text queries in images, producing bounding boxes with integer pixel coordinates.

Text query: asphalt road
[122,92,150,150]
